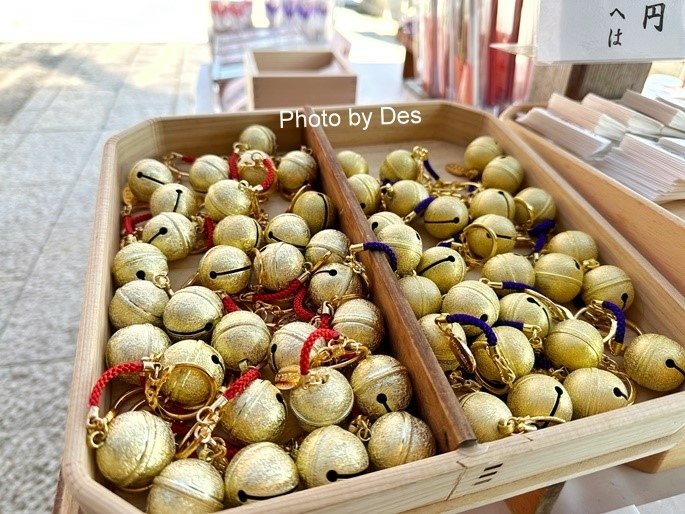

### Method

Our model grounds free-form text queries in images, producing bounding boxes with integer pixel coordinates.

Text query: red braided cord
[180,154,196,164]
[204,217,215,249]
[89,361,144,407]
[229,152,240,180]
[131,212,152,226]
[224,368,260,400]
[300,328,339,376]
[225,444,242,461]
[222,295,240,313]
[293,286,315,322]
[260,158,277,191]
[319,313,332,329]
[171,421,191,436]
[253,278,302,303]
[122,215,135,235]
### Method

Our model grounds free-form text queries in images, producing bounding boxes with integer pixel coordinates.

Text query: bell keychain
[481,278,574,322]
[288,186,338,234]
[276,146,318,196]
[163,151,229,194]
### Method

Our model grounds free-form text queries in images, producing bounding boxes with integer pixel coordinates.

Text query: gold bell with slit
[264,213,311,251]
[376,223,423,276]
[623,333,685,392]
[442,280,500,337]
[277,148,318,194]
[546,230,599,263]
[463,214,517,259]
[108,280,169,330]
[219,378,287,444]
[367,411,436,469]
[296,425,369,488]
[95,410,175,489]
[211,311,271,372]
[309,263,363,306]
[162,286,224,341]
[498,292,552,337]
[197,245,252,295]
[543,319,604,371]
[348,173,382,215]
[482,253,536,296]
[204,179,253,221]
[336,149,369,177]
[481,155,524,193]
[147,459,224,514]
[563,367,632,418]
[416,246,466,294]
[581,264,635,310]
[187,154,229,193]
[159,339,225,406]
[224,442,299,506]
[422,196,469,239]
[142,212,198,262]
[469,188,516,220]
[368,211,404,235]
[350,354,412,419]
[459,391,512,442]
[534,252,584,304]
[379,149,421,182]
[289,190,337,234]
[254,242,305,291]
[463,136,503,171]
[127,158,174,202]
[418,313,464,371]
[238,124,277,155]
[398,275,442,319]
[149,183,200,218]
[237,149,272,187]
[213,214,263,253]
[289,367,355,431]
[383,179,429,218]
[106,324,171,385]
[112,241,169,287]
[472,326,535,385]
[514,187,556,227]
[305,229,350,264]
[332,298,385,353]
[269,321,322,372]
[507,374,573,422]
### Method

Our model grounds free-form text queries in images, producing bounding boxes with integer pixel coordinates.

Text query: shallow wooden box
[500,103,685,295]
[61,102,685,514]
[244,50,357,110]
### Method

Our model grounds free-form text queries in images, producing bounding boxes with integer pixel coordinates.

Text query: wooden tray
[500,103,685,295]
[61,102,685,514]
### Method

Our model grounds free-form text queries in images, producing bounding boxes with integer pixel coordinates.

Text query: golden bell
[219,379,287,444]
[212,311,271,371]
[376,223,423,276]
[546,230,598,263]
[106,324,171,384]
[204,179,253,221]
[543,319,604,371]
[506,374,572,421]
[159,339,225,406]
[309,263,363,307]
[142,212,197,262]
[238,124,277,155]
[534,252,584,304]
[482,253,536,296]
[472,326,535,383]
[265,213,311,251]
[290,190,337,234]
[108,280,169,330]
[384,179,429,217]
[224,442,299,506]
[623,333,685,392]
[564,367,630,418]
[112,241,169,287]
[481,155,524,193]
[237,150,271,187]
[197,245,252,295]
[305,229,350,265]
[163,286,224,342]
[367,212,402,235]
[464,214,517,258]
[147,459,224,514]
[367,411,436,469]
[213,214,263,253]
[269,321,322,372]
[348,174,382,215]
[398,275,442,319]
[442,280,500,337]
[459,391,512,442]
[379,149,421,182]
[277,149,318,194]
[331,298,385,353]
[422,196,469,239]
[296,425,369,488]
[418,313,464,371]
[469,189,516,220]
[463,136,503,171]
[188,154,229,193]
[350,354,412,419]
[149,183,200,218]
[95,410,175,489]
[499,292,552,337]
[514,187,556,226]
[290,367,355,431]
[128,158,174,202]
[416,246,466,294]
[581,264,635,311]
[254,242,305,291]
[337,150,369,177]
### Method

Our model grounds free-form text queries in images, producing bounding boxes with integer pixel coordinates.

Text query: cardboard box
[61,102,685,514]
[244,50,357,110]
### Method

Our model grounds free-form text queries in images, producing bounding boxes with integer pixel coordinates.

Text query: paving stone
[33,91,117,131]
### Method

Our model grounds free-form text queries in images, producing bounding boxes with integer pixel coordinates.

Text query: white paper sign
[536,0,685,63]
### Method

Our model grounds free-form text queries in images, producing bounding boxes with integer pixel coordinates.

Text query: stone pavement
[0,40,209,513]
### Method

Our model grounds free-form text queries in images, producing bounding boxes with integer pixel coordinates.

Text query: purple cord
[414,196,436,215]
[602,300,627,343]
[423,158,440,180]
[494,319,525,331]
[363,241,398,272]
[444,313,497,346]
